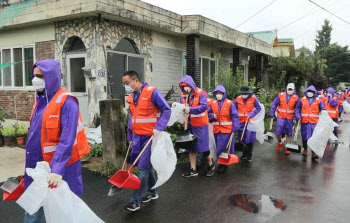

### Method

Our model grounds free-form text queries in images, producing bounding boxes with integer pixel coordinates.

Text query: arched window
[113,38,138,54]
[67,37,86,52]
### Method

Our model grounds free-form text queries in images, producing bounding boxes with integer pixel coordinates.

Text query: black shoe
[141,194,159,203]
[241,156,251,162]
[183,168,198,178]
[125,202,140,212]
[206,164,215,177]
[217,164,226,173]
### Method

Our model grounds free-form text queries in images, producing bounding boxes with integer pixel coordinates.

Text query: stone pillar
[186,35,200,86]
[256,54,264,83]
[232,48,242,75]
[99,99,126,166]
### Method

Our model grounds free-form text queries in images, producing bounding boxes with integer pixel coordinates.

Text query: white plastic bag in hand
[17,161,104,223]
[343,101,350,113]
[247,103,265,144]
[167,103,185,126]
[208,123,217,161]
[307,112,338,158]
[151,132,177,189]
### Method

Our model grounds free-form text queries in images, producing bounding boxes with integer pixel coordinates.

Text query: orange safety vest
[126,85,160,135]
[336,93,345,106]
[30,88,90,166]
[277,92,298,119]
[236,95,256,123]
[207,98,213,108]
[323,96,339,119]
[300,97,321,124]
[181,88,209,127]
[211,99,233,133]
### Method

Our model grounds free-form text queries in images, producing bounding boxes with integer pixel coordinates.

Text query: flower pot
[16,136,25,146]
[0,135,4,147]
[4,137,14,146]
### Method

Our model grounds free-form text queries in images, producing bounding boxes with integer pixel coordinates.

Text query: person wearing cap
[295,85,325,160]
[336,88,345,122]
[324,87,339,138]
[208,85,240,172]
[124,70,171,211]
[234,85,261,162]
[176,75,215,177]
[269,83,299,155]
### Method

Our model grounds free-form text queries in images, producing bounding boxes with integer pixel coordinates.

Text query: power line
[308,0,350,26]
[235,0,277,29]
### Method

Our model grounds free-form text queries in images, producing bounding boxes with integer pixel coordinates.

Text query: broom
[1,176,23,194]
[285,121,301,153]
[265,118,274,143]
[219,132,234,159]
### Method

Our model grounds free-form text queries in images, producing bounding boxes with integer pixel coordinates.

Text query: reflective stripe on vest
[236,96,256,123]
[324,97,339,119]
[31,88,90,166]
[277,92,298,119]
[211,99,234,133]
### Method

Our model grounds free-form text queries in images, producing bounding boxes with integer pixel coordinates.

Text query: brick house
[0,0,273,126]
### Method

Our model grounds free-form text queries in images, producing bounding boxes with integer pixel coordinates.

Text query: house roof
[277,38,294,43]
[246,30,277,45]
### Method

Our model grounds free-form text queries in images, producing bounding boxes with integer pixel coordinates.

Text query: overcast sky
[142,0,350,51]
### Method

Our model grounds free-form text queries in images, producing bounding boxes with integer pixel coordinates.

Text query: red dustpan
[218,133,239,165]
[2,177,25,201]
[109,136,153,190]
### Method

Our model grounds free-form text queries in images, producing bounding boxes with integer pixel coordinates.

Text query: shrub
[1,126,16,137]
[15,124,28,136]
[86,144,103,158]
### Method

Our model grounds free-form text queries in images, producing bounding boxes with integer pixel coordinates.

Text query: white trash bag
[167,103,185,126]
[343,101,350,114]
[247,103,265,145]
[208,123,217,161]
[307,111,338,158]
[151,132,177,189]
[17,161,104,223]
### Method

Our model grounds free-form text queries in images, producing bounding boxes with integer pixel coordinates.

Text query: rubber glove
[184,107,190,114]
[213,113,217,119]
[172,102,177,108]
[153,129,161,137]
[47,173,62,187]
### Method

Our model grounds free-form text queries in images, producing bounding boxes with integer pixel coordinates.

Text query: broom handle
[184,95,189,130]
[294,121,300,141]
[131,136,154,166]
[240,119,248,141]
[226,132,234,148]
[269,118,273,130]
[122,142,132,170]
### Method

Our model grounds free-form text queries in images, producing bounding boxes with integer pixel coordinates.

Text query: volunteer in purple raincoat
[324,87,339,138]
[24,59,90,222]
[208,85,239,172]
[176,75,215,177]
[269,83,299,155]
[124,71,171,212]
[234,86,261,162]
[295,85,325,160]
[336,88,345,122]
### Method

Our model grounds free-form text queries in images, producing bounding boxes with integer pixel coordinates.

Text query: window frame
[199,56,216,91]
[0,43,36,90]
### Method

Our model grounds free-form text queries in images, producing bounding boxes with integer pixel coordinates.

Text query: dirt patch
[82,156,104,170]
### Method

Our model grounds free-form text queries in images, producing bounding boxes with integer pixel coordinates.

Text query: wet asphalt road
[1,115,350,223]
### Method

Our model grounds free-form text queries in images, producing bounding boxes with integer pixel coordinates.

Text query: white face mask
[184,86,192,93]
[307,92,314,98]
[216,94,223,101]
[287,90,294,96]
[241,94,249,99]
[32,77,45,92]
[327,93,332,97]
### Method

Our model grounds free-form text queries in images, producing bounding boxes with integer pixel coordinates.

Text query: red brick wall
[35,41,55,60]
[0,90,35,121]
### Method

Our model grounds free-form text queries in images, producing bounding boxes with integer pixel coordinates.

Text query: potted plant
[1,127,16,146]
[15,124,28,146]
[0,108,6,147]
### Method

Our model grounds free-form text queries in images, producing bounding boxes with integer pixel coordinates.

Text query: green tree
[315,19,332,53]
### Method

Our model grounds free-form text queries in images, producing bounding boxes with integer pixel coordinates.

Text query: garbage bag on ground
[307,112,338,158]
[151,132,177,189]
[86,125,102,145]
[208,123,217,161]
[17,161,104,223]
[247,103,265,144]
[167,103,185,126]
[343,101,350,114]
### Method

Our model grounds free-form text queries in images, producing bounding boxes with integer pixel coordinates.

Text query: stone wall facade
[54,17,152,126]
[0,90,35,121]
